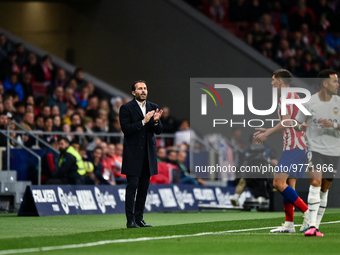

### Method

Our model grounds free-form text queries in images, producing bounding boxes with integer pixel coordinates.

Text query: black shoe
[136,220,153,227]
[127,221,140,228]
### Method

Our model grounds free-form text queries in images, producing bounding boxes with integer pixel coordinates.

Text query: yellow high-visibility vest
[59,146,86,176]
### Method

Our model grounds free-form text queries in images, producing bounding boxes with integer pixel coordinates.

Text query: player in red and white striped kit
[254,69,309,233]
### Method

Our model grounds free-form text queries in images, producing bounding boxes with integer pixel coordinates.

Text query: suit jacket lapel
[131,99,144,118]
[146,101,152,113]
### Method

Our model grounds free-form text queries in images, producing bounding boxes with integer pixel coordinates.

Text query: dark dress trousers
[119,99,163,223]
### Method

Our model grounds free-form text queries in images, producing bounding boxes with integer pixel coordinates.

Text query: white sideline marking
[1,220,340,255]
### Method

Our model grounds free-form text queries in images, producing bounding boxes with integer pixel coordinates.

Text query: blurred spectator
[22,53,38,81]
[49,86,67,117]
[244,32,254,47]
[260,14,276,37]
[276,39,295,65]
[317,13,331,35]
[0,51,20,81]
[302,51,313,74]
[26,103,34,114]
[250,22,264,50]
[92,116,106,141]
[270,0,289,32]
[64,87,78,109]
[49,68,68,95]
[20,72,33,100]
[301,23,312,45]
[86,82,96,96]
[207,0,227,23]
[75,86,89,109]
[157,147,167,162]
[109,115,122,144]
[3,73,23,101]
[101,142,115,184]
[53,115,61,131]
[291,31,306,51]
[0,111,9,146]
[160,106,179,146]
[91,146,112,185]
[312,0,335,23]
[261,40,273,59]
[177,150,206,185]
[41,105,51,118]
[308,34,326,61]
[15,43,27,68]
[248,0,265,23]
[34,115,44,131]
[41,138,59,184]
[229,127,247,171]
[109,97,122,121]
[289,2,315,32]
[73,125,89,147]
[61,122,73,142]
[70,112,83,131]
[42,116,57,147]
[72,68,87,92]
[0,33,13,58]
[161,106,179,134]
[86,94,99,119]
[174,119,195,149]
[67,78,78,93]
[18,112,35,147]
[325,29,340,53]
[34,96,47,116]
[13,101,26,123]
[35,55,54,85]
[3,95,14,114]
[49,137,85,185]
[111,143,126,184]
[51,105,60,117]
[26,95,34,105]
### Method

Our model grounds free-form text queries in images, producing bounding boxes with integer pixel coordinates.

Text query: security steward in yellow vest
[52,137,86,184]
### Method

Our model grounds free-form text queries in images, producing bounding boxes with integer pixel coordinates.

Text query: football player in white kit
[295,69,340,237]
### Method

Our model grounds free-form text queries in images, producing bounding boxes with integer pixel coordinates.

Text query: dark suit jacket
[119,99,163,177]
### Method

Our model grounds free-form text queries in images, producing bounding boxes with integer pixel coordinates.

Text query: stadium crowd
[0,33,199,186]
[186,0,340,87]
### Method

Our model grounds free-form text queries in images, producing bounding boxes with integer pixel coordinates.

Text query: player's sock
[283,197,294,223]
[307,185,321,228]
[235,178,246,195]
[315,190,328,229]
[233,193,240,200]
[281,186,308,213]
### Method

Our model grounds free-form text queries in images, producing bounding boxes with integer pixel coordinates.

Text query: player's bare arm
[318,118,340,130]
[254,114,292,143]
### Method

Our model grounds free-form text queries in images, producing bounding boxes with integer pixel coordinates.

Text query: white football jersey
[295,93,340,156]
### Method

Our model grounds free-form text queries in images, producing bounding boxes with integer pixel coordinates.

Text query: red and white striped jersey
[278,92,306,151]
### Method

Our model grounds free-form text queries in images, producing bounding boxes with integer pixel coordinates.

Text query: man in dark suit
[119,80,163,228]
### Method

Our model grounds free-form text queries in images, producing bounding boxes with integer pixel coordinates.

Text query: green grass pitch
[0,209,339,254]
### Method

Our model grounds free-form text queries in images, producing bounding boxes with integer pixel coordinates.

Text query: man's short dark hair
[44,116,53,122]
[0,111,8,116]
[58,137,70,143]
[317,69,338,87]
[273,69,293,84]
[14,101,25,108]
[131,80,146,92]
